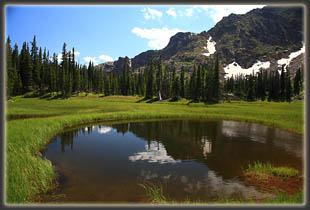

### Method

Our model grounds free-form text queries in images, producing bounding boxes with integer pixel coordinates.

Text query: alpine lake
[42,119,303,204]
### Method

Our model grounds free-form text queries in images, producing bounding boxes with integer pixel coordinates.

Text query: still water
[43,119,303,203]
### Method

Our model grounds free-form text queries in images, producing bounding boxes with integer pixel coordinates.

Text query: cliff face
[98,6,304,76]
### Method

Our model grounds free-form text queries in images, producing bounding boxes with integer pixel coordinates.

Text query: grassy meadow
[5,94,305,204]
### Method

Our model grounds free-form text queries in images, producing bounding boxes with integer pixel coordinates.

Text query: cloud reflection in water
[97,126,113,134]
[128,141,180,164]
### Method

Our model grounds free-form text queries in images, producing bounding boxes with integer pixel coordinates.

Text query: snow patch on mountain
[277,44,305,68]
[202,36,216,57]
[224,61,271,78]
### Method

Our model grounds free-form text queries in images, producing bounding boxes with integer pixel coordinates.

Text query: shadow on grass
[168,97,180,102]
[203,100,219,105]
[136,97,159,103]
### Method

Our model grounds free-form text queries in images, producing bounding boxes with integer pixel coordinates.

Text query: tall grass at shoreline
[245,162,300,179]
[5,95,304,204]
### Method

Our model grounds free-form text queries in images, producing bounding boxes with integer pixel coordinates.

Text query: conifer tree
[190,66,197,101]
[155,61,163,99]
[294,68,301,96]
[145,58,154,99]
[161,66,170,99]
[12,43,22,95]
[31,35,41,89]
[6,36,16,98]
[180,66,185,98]
[285,67,292,102]
[195,65,202,101]
[212,54,220,102]
[103,71,110,96]
[204,69,213,102]
[61,43,68,97]
[267,71,274,101]
[171,75,180,100]
[247,74,255,101]
[280,65,286,101]
[19,42,33,92]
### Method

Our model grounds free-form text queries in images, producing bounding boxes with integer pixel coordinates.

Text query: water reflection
[129,141,180,164]
[97,126,113,134]
[44,119,302,203]
[201,136,212,158]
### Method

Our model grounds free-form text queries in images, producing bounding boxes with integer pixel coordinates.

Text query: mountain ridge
[97,6,304,77]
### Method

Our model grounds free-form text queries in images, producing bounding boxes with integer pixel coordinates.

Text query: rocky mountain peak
[98,6,304,77]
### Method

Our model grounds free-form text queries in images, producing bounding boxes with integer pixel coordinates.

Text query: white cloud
[141,7,162,20]
[69,50,80,56]
[185,8,193,17]
[57,51,80,63]
[166,8,177,18]
[193,5,265,23]
[132,27,185,49]
[83,56,98,65]
[57,53,62,63]
[99,54,114,62]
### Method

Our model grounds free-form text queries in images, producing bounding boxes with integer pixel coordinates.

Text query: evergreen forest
[5,36,304,103]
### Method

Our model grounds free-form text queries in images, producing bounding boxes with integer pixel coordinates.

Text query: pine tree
[145,58,154,99]
[204,68,213,102]
[247,74,255,101]
[6,36,17,98]
[51,53,58,93]
[31,35,41,89]
[180,66,185,98]
[155,61,163,100]
[71,48,77,93]
[67,51,73,97]
[41,48,48,94]
[285,67,292,102]
[189,66,197,101]
[12,43,22,95]
[195,65,202,101]
[212,54,220,102]
[294,68,301,96]
[98,69,104,94]
[87,61,94,94]
[19,42,33,92]
[274,70,280,101]
[261,70,267,101]
[103,71,110,96]
[171,75,180,100]
[280,65,286,101]
[61,43,68,97]
[267,71,274,101]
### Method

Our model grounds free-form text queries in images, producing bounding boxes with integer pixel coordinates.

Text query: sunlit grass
[138,182,166,204]
[7,95,304,133]
[245,161,299,179]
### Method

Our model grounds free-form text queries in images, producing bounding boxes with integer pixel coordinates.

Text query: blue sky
[6,5,264,65]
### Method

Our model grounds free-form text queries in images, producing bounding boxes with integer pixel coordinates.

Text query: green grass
[263,190,304,204]
[139,182,304,205]
[138,182,166,204]
[5,94,304,204]
[245,161,300,179]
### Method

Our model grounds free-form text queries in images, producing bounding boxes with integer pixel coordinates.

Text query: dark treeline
[6,36,304,102]
[224,65,304,102]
